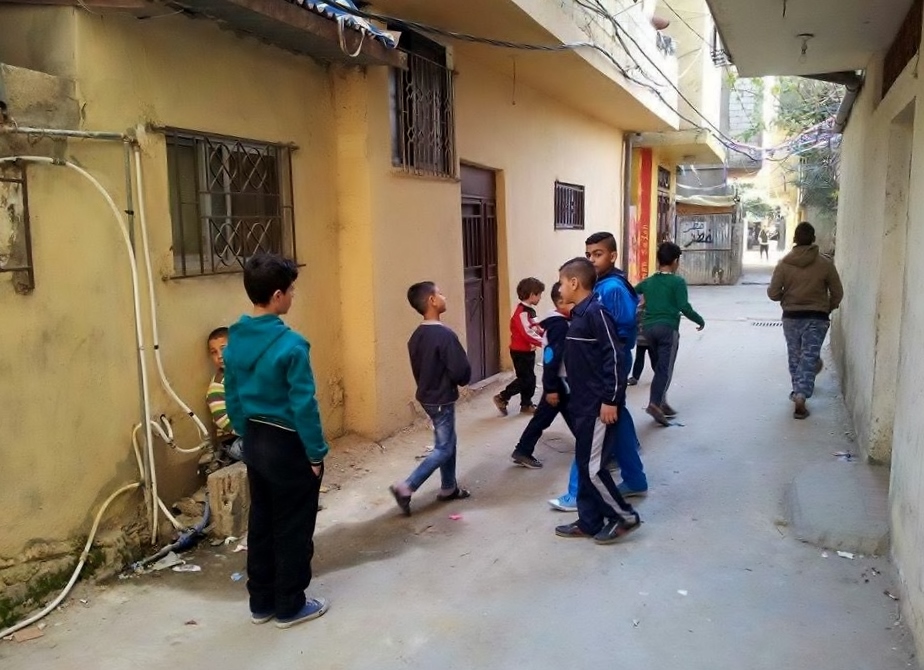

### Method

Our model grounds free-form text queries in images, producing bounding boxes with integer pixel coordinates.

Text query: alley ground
[0,265,917,669]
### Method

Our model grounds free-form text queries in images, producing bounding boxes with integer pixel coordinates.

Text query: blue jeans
[406,404,458,492]
[783,317,830,398]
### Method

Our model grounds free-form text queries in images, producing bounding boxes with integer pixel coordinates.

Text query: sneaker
[493,394,509,416]
[548,494,578,512]
[251,611,274,625]
[617,483,648,499]
[511,450,543,469]
[793,394,810,420]
[520,404,538,415]
[555,522,592,538]
[660,403,677,418]
[646,403,670,427]
[275,598,330,629]
[593,514,642,545]
[627,377,639,387]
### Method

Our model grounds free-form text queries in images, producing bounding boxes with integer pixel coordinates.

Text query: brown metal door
[461,166,500,382]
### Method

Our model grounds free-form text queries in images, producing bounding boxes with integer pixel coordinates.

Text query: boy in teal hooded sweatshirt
[224,254,330,629]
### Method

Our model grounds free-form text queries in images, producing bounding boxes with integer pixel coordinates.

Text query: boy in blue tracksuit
[553,258,641,543]
[509,282,574,469]
[224,254,330,629]
[549,233,649,511]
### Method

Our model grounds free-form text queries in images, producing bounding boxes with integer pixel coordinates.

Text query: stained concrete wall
[834,31,924,659]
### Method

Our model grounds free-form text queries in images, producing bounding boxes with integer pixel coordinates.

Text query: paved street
[0,269,916,670]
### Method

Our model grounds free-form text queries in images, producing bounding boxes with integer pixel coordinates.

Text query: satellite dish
[651,15,670,30]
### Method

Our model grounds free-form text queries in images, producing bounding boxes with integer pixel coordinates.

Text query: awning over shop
[289,0,398,49]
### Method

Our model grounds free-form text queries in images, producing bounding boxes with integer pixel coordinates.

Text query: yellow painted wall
[455,48,626,334]
[0,9,342,553]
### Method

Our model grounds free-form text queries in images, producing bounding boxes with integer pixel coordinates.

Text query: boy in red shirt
[494,277,545,416]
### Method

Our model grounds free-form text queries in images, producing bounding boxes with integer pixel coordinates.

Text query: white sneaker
[547,494,578,512]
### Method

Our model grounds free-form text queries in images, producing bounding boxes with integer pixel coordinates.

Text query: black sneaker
[593,514,642,545]
[510,450,543,469]
[555,522,592,538]
[661,403,678,418]
[646,403,670,427]
[493,394,509,416]
[627,377,639,386]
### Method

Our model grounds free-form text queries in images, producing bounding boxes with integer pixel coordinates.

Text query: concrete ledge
[788,460,891,555]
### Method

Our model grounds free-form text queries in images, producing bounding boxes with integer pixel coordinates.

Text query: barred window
[165,129,295,277]
[554,181,585,230]
[390,31,456,178]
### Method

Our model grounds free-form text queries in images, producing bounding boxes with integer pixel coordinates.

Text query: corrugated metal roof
[288,0,398,48]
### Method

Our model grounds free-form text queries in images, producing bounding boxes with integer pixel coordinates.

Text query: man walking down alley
[768,222,844,419]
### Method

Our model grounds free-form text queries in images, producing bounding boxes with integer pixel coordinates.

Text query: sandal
[389,485,412,516]
[437,487,471,502]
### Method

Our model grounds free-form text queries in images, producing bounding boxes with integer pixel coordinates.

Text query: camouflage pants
[783,317,830,398]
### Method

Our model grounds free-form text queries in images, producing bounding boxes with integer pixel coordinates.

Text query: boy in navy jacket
[390,282,472,516]
[509,282,575,468]
[553,258,641,545]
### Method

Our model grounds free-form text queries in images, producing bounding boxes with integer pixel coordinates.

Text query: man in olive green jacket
[768,222,844,419]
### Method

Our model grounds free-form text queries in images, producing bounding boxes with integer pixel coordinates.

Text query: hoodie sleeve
[444,330,472,388]
[676,278,706,327]
[541,319,567,394]
[767,263,785,302]
[286,341,330,464]
[827,261,844,311]
[593,307,626,406]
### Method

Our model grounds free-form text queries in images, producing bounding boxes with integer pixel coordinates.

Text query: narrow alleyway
[0,269,916,670]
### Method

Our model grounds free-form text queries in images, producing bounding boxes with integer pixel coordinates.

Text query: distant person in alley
[768,222,844,419]
[391,282,472,516]
[758,225,771,261]
[224,254,329,629]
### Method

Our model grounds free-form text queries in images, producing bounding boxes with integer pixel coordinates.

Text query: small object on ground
[633,619,640,628]
[151,551,184,571]
[493,394,509,416]
[223,536,240,546]
[36,623,47,631]
[437,487,471,502]
[821,551,830,558]
[510,451,543,469]
[172,564,202,573]
[389,485,412,516]
[319,485,331,494]
[677,590,689,596]
[555,522,591,538]
[884,590,900,601]
[275,598,330,629]
[660,403,678,418]
[833,451,855,462]
[548,494,578,513]
[79,599,90,606]
[185,620,198,626]
[209,539,224,547]
[837,551,856,560]
[449,514,463,521]
[520,404,537,415]
[646,403,670,427]
[231,572,244,582]
[10,627,45,642]
[233,543,248,553]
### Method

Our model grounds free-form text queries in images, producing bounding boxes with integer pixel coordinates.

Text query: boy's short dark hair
[516,277,546,300]
[794,221,816,246]
[207,326,229,343]
[550,281,563,305]
[243,254,298,305]
[559,257,597,290]
[407,281,437,315]
[656,242,682,267]
[585,232,618,253]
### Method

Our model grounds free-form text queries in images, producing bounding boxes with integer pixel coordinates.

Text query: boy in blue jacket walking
[554,258,641,544]
[549,233,649,510]
[224,254,330,629]
[509,282,574,469]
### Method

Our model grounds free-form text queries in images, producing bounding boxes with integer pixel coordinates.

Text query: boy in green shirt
[636,242,705,426]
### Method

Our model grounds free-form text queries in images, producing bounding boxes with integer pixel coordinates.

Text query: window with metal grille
[390,31,456,178]
[165,129,295,277]
[554,181,585,230]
